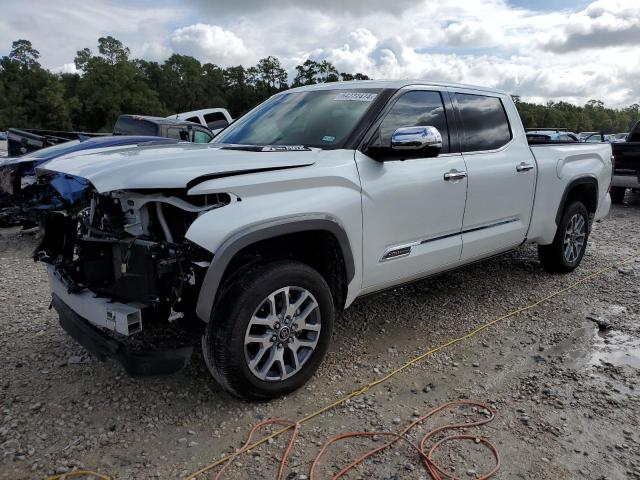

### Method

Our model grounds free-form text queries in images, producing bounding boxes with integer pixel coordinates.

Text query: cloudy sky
[1,0,638,106]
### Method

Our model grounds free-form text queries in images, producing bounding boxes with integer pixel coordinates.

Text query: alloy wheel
[563,213,586,263]
[244,286,321,381]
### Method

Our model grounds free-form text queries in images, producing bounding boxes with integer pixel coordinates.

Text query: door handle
[516,162,535,172]
[443,169,467,181]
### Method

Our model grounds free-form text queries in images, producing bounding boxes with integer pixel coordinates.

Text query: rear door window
[378,90,450,153]
[455,94,512,152]
[204,112,229,130]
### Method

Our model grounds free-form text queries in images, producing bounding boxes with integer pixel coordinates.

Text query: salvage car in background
[525,130,579,143]
[0,136,180,226]
[582,133,615,143]
[7,113,217,157]
[113,115,216,143]
[167,108,233,135]
[36,80,612,399]
[610,121,640,203]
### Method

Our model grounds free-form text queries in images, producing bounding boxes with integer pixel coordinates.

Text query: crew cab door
[452,91,536,261]
[356,88,468,291]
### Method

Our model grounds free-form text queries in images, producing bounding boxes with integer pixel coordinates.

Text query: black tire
[610,186,626,204]
[202,260,335,400]
[538,201,589,274]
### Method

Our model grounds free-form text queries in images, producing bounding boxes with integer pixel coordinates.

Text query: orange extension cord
[214,400,500,480]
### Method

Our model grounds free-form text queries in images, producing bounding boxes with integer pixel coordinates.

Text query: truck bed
[526,142,612,245]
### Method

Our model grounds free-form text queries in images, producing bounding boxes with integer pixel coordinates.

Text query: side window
[167,127,189,141]
[456,94,512,152]
[191,129,214,143]
[204,112,229,131]
[379,91,450,153]
[185,116,200,124]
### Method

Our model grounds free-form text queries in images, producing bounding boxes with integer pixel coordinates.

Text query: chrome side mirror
[391,126,442,154]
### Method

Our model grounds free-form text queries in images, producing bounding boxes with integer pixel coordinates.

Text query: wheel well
[557,179,598,226]
[220,230,349,311]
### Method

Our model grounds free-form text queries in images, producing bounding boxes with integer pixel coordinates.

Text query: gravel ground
[1,194,639,480]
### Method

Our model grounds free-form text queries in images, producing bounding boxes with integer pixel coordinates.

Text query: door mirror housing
[391,126,442,153]
[367,126,442,161]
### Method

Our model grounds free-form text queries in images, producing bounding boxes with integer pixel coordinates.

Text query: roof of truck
[286,80,509,96]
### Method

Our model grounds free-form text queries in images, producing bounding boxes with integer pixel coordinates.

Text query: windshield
[214,89,381,148]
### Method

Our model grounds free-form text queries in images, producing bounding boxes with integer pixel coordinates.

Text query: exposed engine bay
[35,187,228,333]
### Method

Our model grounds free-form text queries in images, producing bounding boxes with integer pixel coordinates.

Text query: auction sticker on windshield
[334,92,377,102]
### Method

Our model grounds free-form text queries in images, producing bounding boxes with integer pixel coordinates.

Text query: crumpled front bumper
[49,267,193,376]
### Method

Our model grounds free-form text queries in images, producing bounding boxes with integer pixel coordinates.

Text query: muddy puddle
[591,328,640,368]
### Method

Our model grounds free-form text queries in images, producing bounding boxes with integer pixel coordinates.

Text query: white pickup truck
[36,81,612,399]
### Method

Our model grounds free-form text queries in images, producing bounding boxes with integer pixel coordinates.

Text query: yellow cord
[45,252,638,480]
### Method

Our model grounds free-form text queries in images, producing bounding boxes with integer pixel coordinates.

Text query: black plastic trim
[52,294,193,376]
[195,216,355,323]
[554,176,598,226]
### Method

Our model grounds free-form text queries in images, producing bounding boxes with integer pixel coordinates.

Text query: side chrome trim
[380,243,417,262]
[379,217,520,262]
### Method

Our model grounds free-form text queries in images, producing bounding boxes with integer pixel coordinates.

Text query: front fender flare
[195,215,355,322]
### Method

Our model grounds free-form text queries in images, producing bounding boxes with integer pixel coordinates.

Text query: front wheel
[538,201,589,273]
[202,260,335,399]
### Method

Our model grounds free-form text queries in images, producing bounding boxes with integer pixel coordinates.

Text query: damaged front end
[0,162,89,228]
[36,187,228,375]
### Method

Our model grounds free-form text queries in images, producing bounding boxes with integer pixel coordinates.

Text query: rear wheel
[202,260,334,399]
[610,186,626,204]
[538,201,589,273]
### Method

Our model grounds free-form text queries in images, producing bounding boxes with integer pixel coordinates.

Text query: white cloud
[51,63,79,74]
[1,0,639,106]
[444,22,493,47]
[167,24,250,65]
[541,0,640,52]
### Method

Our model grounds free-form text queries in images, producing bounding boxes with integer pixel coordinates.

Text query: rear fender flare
[555,176,598,227]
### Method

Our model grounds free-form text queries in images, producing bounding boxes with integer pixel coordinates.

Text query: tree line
[1,37,638,134]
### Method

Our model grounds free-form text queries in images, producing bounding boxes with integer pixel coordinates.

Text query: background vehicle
[113,115,215,143]
[167,108,233,134]
[35,81,612,399]
[577,131,598,141]
[6,128,107,157]
[0,136,180,226]
[582,133,615,143]
[7,112,217,157]
[613,132,628,142]
[610,121,640,203]
[525,130,579,143]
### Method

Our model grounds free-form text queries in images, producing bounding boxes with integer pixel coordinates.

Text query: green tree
[98,36,130,65]
[9,39,40,67]
[70,37,165,130]
[0,40,72,130]
[159,54,205,113]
